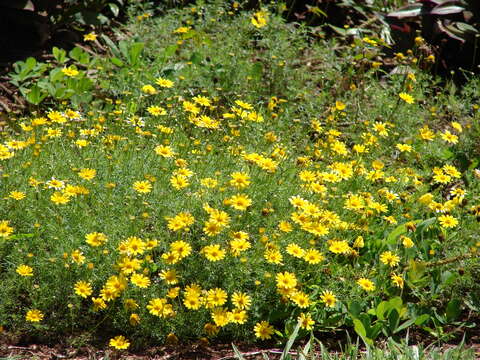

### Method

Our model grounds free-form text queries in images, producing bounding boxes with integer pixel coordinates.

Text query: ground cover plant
[0,0,479,354]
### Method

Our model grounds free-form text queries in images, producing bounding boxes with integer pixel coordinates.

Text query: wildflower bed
[1,1,479,351]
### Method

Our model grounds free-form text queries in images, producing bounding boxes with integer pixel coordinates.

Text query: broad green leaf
[415,217,436,235]
[388,297,403,313]
[349,301,362,318]
[408,259,427,282]
[25,85,47,105]
[52,47,67,63]
[414,314,430,326]
[353,318,367,338]
[446,299,462,322]
[110,57,124,67]
[108,3,120,17]
[388,309,400,333]
[128,42,145,66]
[376,301,388,320]
[163,44,178,61]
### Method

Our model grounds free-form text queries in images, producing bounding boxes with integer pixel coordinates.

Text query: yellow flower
[83,32,97,41]
[130,273,151,288]
[141,84,157,95]
[401,235,414,248]
[129,313,140,326]
[276,271,297,289]
[170,174,189,190]
[391,273,404,288]
[202,244,226,261]
[160,269,178,285]
[231,309,248,324]
[85,232,108,247]
[226,194,252,211]
[254,321,274,340]
[50,192,70,205]
[440,130,458,144]
[76,139,89,148]
[155,145,175,157]
[26,309,44,322]
[320,290,337,308]
[9,191,26,200]
[74,281,93,298]
[396,144,412,152]
[16,264,33,276]
[286,243,304,258]
[298,312,315,330]
[61,66,79,77]
[147,298,169,317]
[251,10,268,28]
[92,297,107,311]
[133,180,152,193]
[303,249,324,264]
[78,168,96,180]
[357,277,376,291]
[438,214,458,228]
[155,77,174,88]
[147,106,167,116]
[231,292,251,310]
[109,335,130,349]
[380,251,400,267]
[328,240,350,254]
[399,92,414,104]
[206,288,228,308]
[229,172,250,188]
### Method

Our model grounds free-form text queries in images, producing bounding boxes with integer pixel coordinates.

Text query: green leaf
[408,259,427,282]
[250,62,263,81]
[298,335,312,360]
[69,47,90,65]
[387,4,422,19]
[52,47,67,63]
[440,271,456,288]
[376,301,388,321]
[110,57,124,67]
[306,5,327,17]
[189,52,203,65]
[388,309,400,333]
[128,42,144,66]
[349,301,362,318]
[415,217,436,235]
[280,321,301,360]
[386,221,419,244]
[25,85,47,105]
[101,34,121,58]
[353,318,367,339]
[231,344,246,360]
[369,323,383,340]
[414,314,430,326]
[387,297,403,313]
[430,5,465,16]
[446,299,462,322]
[49,68,65,83]
[439,148,454,160]
[353,318,372,346]
[163,44,178,61]
[108,3,120,17]
[393,317,417,334]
